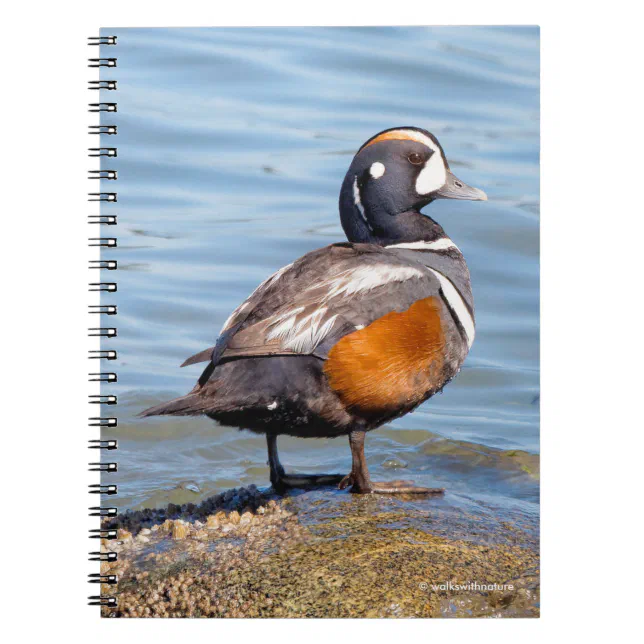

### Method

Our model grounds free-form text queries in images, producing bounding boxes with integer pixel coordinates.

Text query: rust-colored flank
[324,297,446,417]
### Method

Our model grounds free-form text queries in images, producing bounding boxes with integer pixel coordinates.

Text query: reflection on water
[101,26,539,516]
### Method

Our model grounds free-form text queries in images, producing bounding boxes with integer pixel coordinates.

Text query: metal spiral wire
[88,35,118,610]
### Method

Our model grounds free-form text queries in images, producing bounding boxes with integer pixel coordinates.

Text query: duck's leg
[338,430,444,495]
[266,434,344,492]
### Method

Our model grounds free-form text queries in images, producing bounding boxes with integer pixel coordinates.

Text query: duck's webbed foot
[338,431,445,496]
[266,435,343,493]
[338,473,443,495]
[273,472,345,492]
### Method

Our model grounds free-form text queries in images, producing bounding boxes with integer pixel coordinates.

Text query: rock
[172,521,189,540]
[117,529,133,542]
[100,489,539,619]
[382,457,408,469]
[139,528,151,536]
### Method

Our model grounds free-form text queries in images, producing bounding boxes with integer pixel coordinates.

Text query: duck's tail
[139,393,205,418]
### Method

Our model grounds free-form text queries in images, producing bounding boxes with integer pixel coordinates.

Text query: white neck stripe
[426,267,475,349]
[352,175,373,232]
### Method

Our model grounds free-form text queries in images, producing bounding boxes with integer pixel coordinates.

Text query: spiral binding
[88,193,117,203]
[88,35,118,610]
[88,148,118,158]
[89,551,118,562]
[89,484,118,495]
[88,58,117,68]
[89,259,118,270]
[88,237,117,247]
[88,36,117,46]
[89,125,118,135]
[89,103,118,113]
[89,80,117,91]
[88,215,117,225]
[88,327,117,338]
[89,170,118,180]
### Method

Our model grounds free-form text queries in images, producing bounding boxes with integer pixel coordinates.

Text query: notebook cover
[90,26,540,618]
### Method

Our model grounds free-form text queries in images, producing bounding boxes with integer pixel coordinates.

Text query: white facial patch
[371,128,447,195]
[416,149,447,195]
[369,162,385,179]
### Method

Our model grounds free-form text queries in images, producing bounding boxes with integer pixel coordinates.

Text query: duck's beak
[435,170,487,201]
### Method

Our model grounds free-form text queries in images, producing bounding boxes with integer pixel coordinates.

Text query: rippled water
[100,27,539,517]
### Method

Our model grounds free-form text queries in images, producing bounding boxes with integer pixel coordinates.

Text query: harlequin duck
[142,127,487,494]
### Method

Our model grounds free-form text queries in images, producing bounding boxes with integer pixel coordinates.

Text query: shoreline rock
[99,486,539,618]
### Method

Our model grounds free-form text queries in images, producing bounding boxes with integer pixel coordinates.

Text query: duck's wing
[180,257,298,368]
[180,245,342,369]
[184,242,462,386]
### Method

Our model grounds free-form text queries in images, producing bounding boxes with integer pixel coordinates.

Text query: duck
[141,126,487,494]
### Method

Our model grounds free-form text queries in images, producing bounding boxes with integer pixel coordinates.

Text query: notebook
[89,26,540,618]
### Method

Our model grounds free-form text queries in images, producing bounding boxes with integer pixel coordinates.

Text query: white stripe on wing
[386,238,460,252]
[264,263,425,353]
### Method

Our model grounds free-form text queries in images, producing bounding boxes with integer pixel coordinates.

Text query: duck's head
[339,126,487,245]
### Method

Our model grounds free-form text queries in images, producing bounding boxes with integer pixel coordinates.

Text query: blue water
[100,27,539,513]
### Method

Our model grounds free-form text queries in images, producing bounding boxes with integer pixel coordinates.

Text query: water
[100,27,539,520]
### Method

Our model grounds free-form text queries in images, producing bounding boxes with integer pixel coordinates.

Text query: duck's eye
[408,152,424,165]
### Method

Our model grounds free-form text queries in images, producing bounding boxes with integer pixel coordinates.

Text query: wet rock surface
[100,484,539,618]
